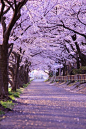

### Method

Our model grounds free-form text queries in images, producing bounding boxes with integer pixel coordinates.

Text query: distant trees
[9,48,31,91]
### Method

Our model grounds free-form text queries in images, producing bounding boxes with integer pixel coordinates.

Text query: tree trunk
[63,64,67,76]
[75,42,86,66]
[12,55,20,91]
[0,68,5,98]
[25,68,29,83]
[0,45,4,97]
[77,57,80,69]
[12,65,17,91]
[0,45,8,98]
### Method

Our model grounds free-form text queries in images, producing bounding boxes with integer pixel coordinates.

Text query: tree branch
[5,0,28,41]
[5,0,14,11]
[38,21,86,39]
[77,9,86,26]
[1,16,6,35]
[0,0,5,21]
[60,20,86,39]
[8,43,14,58]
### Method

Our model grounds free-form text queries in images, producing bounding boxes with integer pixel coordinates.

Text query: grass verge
[0,110,5,115]
[0,101,14,109]
[0,82,30,118]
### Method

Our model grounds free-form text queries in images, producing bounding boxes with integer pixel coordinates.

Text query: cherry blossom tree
[0,0,28,98]
[10,0,86,74]
[34,0,86,70]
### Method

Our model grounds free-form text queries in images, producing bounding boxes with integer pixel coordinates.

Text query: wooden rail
[52,74,86,82]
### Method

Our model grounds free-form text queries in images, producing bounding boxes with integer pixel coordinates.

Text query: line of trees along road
[0,0,28,99]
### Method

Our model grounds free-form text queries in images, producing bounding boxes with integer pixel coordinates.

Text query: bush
[0,101,14,109]
[23,82,30,88]
[8,90,20,98]
[0,110,5,115]
[8,83,30,100]
[73,66,86,74]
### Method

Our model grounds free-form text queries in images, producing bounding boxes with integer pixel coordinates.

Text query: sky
[29,70,49,80]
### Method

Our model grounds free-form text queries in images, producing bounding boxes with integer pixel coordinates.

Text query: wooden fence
[52,74,86,82]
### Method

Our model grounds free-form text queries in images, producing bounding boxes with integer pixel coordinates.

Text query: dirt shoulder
[51,81,86,95]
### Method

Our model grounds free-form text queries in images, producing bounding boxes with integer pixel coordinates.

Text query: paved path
[0,81,86,129]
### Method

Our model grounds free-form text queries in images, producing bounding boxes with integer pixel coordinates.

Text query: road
[0,81,86,129]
